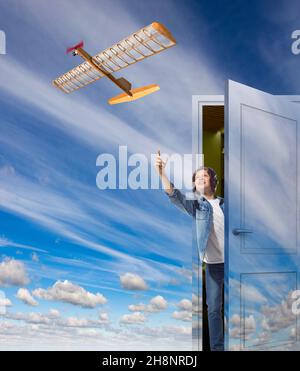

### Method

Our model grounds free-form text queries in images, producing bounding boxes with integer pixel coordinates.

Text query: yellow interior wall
[203,130,223,197]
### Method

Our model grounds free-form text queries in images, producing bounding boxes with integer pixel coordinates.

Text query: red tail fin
[66,40,84,54]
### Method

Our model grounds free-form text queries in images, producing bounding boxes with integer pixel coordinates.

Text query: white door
[225,80,300,351]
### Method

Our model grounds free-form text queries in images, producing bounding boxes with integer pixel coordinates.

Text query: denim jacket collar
[195,193,224,205]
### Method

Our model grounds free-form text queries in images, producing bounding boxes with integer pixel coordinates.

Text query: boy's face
[194,169,212,194]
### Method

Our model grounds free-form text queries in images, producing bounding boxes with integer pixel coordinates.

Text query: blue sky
[0,0,300,350]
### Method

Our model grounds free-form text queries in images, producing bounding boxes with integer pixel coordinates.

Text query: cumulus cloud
[177,299,192,311]
[128,303,146,312]
[60,317,90,328]
[128,295,167,313]
[99,312,109,323]
[0,316,192,351]
[32,280,107,308]
[172,310,192,322]
[230,293,297,348]
[0,259,29,287]
[260,291,296,333]
[120,312,146,325]
[148,296,168,312]
[58,314,109,328]
[49,309,60,318]
[229,314,256,340]
[120,273,148,291]
[171,298,193,322]
[6,311,52,325]
[4,309,108,330]
[16,288,38,306]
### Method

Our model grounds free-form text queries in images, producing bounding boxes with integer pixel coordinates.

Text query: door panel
[241,104,297,254]
[225,80,300,351]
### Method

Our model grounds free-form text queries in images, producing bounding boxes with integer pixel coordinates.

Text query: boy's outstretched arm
[155,150,194,216]
[155,150,173,195]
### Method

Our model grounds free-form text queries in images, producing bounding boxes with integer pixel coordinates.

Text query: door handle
[232,228,253,236]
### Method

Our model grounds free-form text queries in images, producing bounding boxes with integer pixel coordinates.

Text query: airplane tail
[66,41,84,54]
[108,84,160,105]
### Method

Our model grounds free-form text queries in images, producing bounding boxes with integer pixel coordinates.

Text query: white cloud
[120,273,148,291]
[171,298,193,322]
[27,312,51,324]
[0,259,29,287]
[229,314,256,340]
[16,288,38,307]
[0,237,47,253]
[5,311,52,325]
[260,291,296,333]
[172,310,192,322]
[57,315,109,328]
[60,317,89,328]
[148,295,168,312]
[32,280,107,308]
[128,295,167,313]
[0,317,192,351]
[0,297,12,308]
[99,312,109,323]
[4,309,109,330]
[120,311,146,325]
[128,303,147,312]
[177,298,192,311]
[230,314,240,327]
[49,309,60,318]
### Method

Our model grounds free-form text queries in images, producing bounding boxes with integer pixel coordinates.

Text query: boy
[156,152,224,351]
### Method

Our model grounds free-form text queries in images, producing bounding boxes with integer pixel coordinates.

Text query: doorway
[202,104,224,351]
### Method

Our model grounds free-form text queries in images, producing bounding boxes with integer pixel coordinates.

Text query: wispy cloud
[0,0,224,350]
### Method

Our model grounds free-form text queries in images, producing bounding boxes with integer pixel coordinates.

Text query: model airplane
[52,22,176,105]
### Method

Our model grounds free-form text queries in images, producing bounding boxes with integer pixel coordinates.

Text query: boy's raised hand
[155,150,168,176]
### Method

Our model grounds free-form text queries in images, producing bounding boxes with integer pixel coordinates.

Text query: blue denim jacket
[166,184,224,262]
